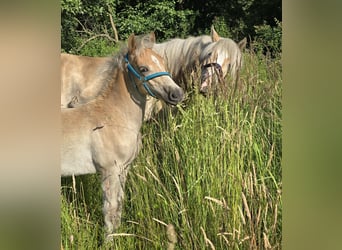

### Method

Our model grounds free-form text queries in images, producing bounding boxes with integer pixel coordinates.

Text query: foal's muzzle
[166,87,184,105]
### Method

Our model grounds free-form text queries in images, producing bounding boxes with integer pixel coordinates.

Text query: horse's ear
[128,33,136,54]
[149,32,156,43]
[238,37,247,51]
[211,25,220,42]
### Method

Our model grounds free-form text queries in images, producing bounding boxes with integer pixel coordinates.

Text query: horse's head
[199,26,247,95]
[126,32,184,105]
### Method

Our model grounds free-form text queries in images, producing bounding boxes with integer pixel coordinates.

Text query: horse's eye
[139,66,148,73]
[207,52,212,57]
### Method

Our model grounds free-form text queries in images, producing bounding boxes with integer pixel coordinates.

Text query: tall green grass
[61,48,282,249]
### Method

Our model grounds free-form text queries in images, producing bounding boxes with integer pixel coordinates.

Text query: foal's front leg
[100,165,128,236]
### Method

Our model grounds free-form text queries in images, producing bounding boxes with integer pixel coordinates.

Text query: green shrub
[116,1,195,41]
[77,38,120,57]
[211,16,233,38]
[254,19,282,57]
[253,18,282,58]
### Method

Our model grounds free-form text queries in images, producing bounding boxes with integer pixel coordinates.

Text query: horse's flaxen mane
[153,34,243,89]
[153,35,212,80]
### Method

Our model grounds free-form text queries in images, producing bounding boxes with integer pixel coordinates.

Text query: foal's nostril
[170,92,177,100]
[169,88,184,103]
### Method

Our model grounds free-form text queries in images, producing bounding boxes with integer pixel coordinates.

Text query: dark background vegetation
[61,0,281,57]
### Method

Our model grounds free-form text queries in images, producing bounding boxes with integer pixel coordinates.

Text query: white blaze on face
[216,49,231,76]
[216,49,226,67]
[151,55,163,70]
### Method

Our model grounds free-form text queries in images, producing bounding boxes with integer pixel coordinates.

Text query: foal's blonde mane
[90,48,126,103]
[90,33,156,103]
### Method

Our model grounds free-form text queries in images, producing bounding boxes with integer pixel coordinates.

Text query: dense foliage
[61,0,281,56]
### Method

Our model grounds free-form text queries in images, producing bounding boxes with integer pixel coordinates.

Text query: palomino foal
[61,32,183,237]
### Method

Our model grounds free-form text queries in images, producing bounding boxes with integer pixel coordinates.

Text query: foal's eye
[139,66,148,73]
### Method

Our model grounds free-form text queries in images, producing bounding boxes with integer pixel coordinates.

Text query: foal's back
[61,53,110,107]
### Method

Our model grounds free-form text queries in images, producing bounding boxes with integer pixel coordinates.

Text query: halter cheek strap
[202,62,223,77]
[124,54,171,98]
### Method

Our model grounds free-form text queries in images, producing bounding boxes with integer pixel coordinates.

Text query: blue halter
[124,54,171,98]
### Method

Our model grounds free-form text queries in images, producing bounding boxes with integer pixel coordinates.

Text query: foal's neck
[115,68,147,124]
[90,64,147,130]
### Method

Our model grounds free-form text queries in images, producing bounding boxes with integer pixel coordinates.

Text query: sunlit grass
[61,48,282,249]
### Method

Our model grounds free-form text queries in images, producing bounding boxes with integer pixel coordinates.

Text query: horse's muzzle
[199,78,210,95]
[167,88,184,105]
[200,86,209,95]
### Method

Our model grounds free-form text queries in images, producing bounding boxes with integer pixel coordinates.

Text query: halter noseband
[124,54,171,98]
[202,62,223,78]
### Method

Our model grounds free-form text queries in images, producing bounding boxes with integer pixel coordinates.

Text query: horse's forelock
[134,34,155,51]
[200,42,216,61]
[207,39,242,62]
[217,38,244,77]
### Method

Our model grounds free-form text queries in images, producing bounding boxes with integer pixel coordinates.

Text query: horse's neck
[94,67,146,128]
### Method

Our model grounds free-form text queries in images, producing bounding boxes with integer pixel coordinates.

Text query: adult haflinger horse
[61,32,183,237]
[145,26,246,118]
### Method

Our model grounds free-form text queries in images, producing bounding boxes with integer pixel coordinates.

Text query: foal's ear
[149,32,156,43]
[211,25,220,42]
[238,37,247,51]
[128,33,136,54]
